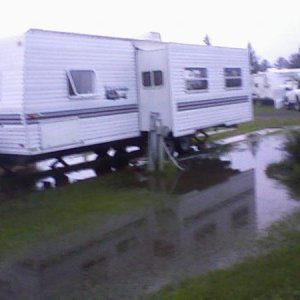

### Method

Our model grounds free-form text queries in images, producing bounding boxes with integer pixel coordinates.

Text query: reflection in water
[222,134,300,230]
[0,167,256,300]
[246,133,261,157]
[147,158,239,195]
[1,133,300,299]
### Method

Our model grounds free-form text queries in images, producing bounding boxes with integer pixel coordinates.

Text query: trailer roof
[27,28,247,51]
[27,28,163,44]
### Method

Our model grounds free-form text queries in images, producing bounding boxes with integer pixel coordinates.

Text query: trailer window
[224,68,242,88]
[184,68,208,91]
[67,70,96,97]
[153,70,163,86]
[142,70,164,87]
[142,72,151,87]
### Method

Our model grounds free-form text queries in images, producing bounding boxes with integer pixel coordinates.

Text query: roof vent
[143,32,162,41]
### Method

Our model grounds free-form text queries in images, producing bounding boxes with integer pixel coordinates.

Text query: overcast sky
[0,0,299,63]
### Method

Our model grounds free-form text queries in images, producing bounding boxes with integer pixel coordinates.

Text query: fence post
[157,118,165,172]
[148,113,158,172]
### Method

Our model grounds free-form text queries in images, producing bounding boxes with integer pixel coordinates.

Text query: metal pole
[148,113,157,172]
[157,119,165,172]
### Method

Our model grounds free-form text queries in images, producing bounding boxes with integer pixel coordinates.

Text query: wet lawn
[141,215,300,300]
[0,172,165,260]
[212,105,300,140]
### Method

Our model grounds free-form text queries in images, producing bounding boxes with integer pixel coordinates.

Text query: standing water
[0,133,299,300]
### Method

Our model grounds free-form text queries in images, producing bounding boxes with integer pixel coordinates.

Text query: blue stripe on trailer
[177,96,249,111]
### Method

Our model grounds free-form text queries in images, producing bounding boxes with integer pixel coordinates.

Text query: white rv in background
[252,68,300,108]
[0,29,252,166]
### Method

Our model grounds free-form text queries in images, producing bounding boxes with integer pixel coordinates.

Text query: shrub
[283,130,300,163]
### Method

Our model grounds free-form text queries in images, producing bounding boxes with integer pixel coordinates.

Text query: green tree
[203,34,211,46]
[259,59,272,71]
[274,57,290,69]
[289,52,300,69]
[248,43,260,74]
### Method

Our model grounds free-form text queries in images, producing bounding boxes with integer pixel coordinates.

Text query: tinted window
[142,72,151,87]
[186,79,208,90]
[224,68,242,88]
[153,70,163,86]
[184,68,208,91]
[224,68,241,77]
[226,78,242,88]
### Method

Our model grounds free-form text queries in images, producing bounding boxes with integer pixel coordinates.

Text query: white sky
[0,0,299,63]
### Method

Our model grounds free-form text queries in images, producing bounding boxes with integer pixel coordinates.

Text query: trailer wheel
[295,96,300,111]
[94,154,112,175]
[54,174,69,187]
[177,136,192,154]
[111,148,129,170]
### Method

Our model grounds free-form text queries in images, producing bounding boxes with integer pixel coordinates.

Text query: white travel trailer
[252,68,300,108]
[0,29,252,166]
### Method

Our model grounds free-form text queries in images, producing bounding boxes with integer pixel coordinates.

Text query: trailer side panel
[0,36,29,155]
[24,30,140,155]
[169,44,252,137]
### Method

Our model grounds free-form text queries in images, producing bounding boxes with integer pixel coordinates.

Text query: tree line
[248,43,300,74]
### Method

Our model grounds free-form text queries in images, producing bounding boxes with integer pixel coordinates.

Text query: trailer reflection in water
[0,161,256,300]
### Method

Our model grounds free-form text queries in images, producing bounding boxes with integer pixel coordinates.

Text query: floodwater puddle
[1,133,300,299]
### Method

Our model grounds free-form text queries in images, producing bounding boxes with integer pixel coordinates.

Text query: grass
[252,104,278,113]
[0,171,167,261]
[141,246,300,300]
[211,105,300,140]
[266,130,300,199]
[140,214,300,300]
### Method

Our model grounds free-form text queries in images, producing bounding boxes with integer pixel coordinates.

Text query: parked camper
[0,29,252,167]
[252,68,300,108]
[284,81,300,110]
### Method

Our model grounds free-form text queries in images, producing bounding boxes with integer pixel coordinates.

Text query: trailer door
[136,48,172,132]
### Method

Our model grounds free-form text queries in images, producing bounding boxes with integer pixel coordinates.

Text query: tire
[94,154,112,175]
[54,174,69,187]
[111,149,129,170]
[178,136,192,153]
